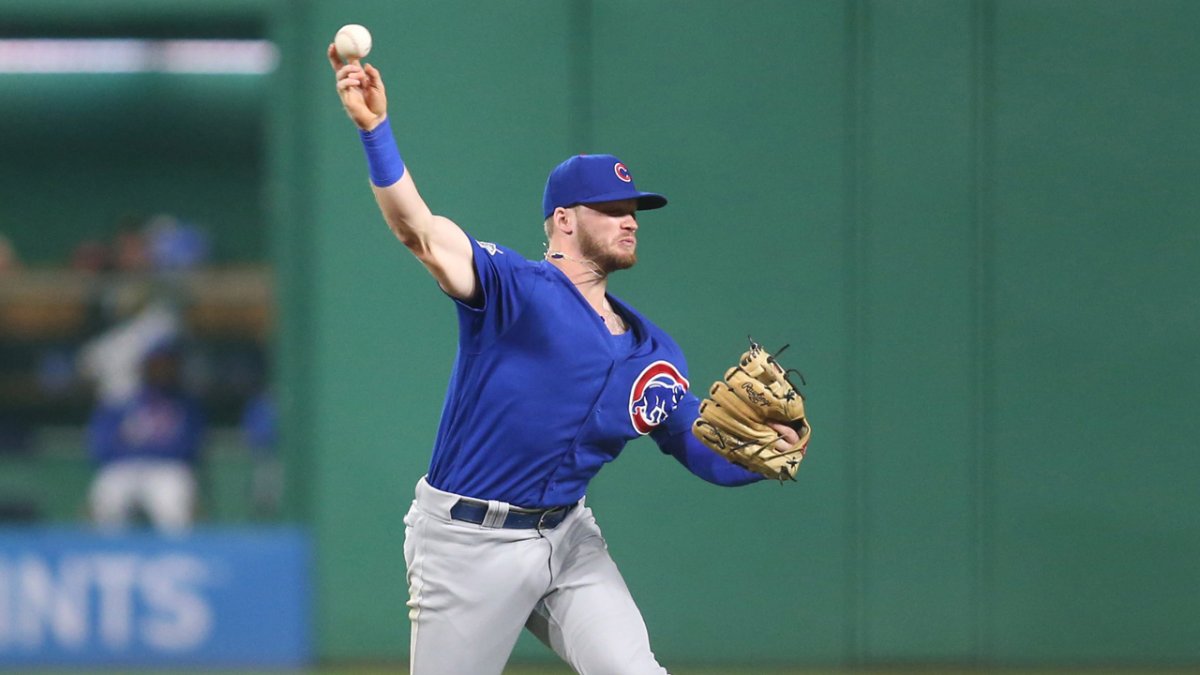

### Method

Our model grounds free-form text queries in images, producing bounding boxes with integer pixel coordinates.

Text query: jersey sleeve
[650,388,765,487]
[452,237,534,352]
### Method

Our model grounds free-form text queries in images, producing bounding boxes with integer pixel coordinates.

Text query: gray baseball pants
[403,476,669,674]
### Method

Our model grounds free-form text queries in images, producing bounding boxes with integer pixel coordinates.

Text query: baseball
[334,24,372,60]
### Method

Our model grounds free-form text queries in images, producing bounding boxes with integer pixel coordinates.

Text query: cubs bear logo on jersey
[628,360,689,435]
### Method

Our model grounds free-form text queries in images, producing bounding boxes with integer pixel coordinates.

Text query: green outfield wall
[280,0,1200,665]
[3,0,1197,668]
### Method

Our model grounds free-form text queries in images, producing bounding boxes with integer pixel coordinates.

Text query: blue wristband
[359,118,406,187]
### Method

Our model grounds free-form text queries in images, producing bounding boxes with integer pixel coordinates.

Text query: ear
[552,206,576,236]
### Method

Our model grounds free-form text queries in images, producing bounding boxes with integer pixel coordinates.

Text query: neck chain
[543,247,605,279]
[544,245,625,334]
[599,300,627,334]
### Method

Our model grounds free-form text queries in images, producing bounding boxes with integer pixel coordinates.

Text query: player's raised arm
[327,42,476,302]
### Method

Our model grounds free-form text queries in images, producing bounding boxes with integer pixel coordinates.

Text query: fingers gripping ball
[692,339,811,481]
[335,24,372,60]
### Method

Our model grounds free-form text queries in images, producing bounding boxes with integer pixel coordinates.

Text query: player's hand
[328,43,387,131]
[768,422,801,453]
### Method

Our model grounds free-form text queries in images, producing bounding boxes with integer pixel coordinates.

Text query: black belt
[449,499,578,530]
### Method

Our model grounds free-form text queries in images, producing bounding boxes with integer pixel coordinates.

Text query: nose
[622,213,638,231]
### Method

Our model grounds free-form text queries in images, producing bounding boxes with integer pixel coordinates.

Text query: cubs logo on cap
[542,154,668,219]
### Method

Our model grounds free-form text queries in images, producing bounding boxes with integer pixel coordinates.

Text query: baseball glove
[692,339,811,481]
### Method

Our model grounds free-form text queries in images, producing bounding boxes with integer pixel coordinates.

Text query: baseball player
[86,339,204,532]
[329,46,802,674]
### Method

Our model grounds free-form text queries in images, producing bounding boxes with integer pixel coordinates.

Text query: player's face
[575,199,639,272]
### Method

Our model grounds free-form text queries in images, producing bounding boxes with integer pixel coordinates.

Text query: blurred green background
[1,0,1197,671]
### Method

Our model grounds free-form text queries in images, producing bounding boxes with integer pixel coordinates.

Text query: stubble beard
[578,227,637,274]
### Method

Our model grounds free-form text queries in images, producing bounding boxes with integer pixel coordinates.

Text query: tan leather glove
[692,340,811,481]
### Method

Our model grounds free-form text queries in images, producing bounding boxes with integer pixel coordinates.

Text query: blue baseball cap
[542,154,668,219]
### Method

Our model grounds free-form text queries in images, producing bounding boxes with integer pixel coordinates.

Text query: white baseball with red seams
[334,24,372,60]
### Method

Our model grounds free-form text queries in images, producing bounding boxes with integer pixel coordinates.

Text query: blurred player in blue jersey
[86,339,205,533]
[330,46,801,674]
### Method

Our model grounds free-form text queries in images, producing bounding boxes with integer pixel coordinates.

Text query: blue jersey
[426,237,761,508]
[87,386,206,467]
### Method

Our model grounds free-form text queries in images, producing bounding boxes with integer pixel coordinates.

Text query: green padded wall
[854,1,979,660]
[988,0,1200,662]
[276,0,1200,667]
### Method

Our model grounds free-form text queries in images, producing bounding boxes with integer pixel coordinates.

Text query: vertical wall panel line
[568,0,594,152]
[270,0,315,524]
[842,0,871,664]
[969,0,997,664]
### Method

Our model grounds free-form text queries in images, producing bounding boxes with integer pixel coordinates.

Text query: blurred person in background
[241,389,282,518]
[76,280,182,406]
[143,213,211,271]
[86,339,206,533]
